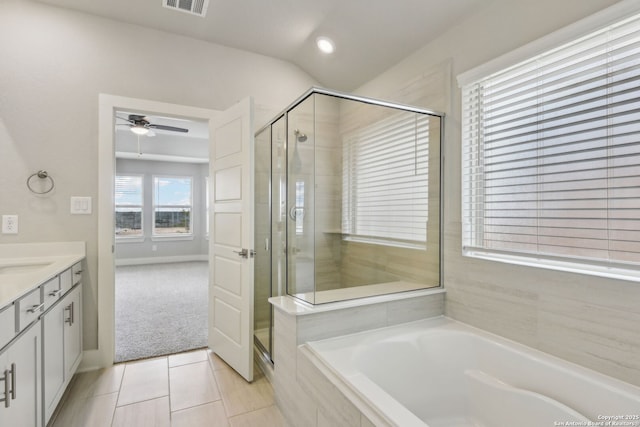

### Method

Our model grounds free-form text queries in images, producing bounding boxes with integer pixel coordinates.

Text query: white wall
[356,0,640,387]
[0,0,317,349]
[115,159,208,263]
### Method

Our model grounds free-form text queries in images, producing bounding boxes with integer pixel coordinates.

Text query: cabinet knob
[48,289,62,297]
[27,303,45,314]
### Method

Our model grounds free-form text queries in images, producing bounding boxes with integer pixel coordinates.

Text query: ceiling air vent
[163,0,209,17]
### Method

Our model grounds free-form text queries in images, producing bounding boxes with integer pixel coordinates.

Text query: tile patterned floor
[49,349,288,427]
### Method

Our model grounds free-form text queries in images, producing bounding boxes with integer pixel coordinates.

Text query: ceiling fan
[116,114,189,136]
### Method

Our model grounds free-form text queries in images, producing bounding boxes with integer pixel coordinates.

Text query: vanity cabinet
[0,258,83,427]
[63,285,82,381]
[0,321,42,427]
[0,305,15,351]
[42,265,83,425]
[42,297,65,422]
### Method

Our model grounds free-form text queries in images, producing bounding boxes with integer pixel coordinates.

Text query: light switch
[70,196,92,215]
[2,215,18,234]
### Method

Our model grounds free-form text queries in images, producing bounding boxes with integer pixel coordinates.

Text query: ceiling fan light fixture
[316,36,335,54]
[130,124,149,135]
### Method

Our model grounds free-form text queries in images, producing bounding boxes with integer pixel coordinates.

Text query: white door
[209,97,254,382]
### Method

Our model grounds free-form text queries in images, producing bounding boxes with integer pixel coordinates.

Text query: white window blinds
[462,12,640,270]
[342,112,429,246]
[115,175,143,237]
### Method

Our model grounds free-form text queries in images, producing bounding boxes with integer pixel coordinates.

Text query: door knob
[233,248,249,258]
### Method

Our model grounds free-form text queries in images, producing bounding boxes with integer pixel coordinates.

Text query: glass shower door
[253,126,272,356]
[253,116,287,361]
[287,95,316,303]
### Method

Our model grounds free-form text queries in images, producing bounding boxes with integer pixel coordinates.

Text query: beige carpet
[115,261,208,362]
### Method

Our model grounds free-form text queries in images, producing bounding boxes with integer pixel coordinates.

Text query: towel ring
[27,170,55,194]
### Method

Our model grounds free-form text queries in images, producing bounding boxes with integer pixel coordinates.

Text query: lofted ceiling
[35,0,483,91]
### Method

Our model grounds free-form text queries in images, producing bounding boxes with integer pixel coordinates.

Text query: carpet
[115,261,208,363]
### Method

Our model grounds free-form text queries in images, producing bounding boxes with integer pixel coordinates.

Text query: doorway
[113,110,210,362]
[96,94,220,368]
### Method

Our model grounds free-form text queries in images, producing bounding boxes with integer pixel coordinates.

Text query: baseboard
[115,254,208,266]
[78,349,106,372]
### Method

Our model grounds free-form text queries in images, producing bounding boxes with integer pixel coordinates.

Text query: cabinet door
[63,286,82,378]
[0,323,41,427]
[42,301,65,423]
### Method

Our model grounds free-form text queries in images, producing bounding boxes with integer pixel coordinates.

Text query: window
[153,176,193,236]
[461,10,640,277]
[342,111,429,247]
[115,175,143,238]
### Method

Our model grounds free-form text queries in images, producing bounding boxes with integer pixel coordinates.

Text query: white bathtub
[305,316,640,427]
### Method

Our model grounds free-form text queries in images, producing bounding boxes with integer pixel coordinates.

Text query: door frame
[88,94,220,369]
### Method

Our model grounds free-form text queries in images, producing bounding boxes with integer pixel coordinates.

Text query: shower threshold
[293,281,436,304]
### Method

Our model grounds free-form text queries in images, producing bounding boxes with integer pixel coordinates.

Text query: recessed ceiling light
[316,36,335,54]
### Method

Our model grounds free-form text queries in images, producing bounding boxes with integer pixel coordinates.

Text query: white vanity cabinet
[0,321,42,427]
[42,264,83,425]
[63,285,82,378]
[0,242,85,427]
[42,298,65,422]
[0,304,15,351]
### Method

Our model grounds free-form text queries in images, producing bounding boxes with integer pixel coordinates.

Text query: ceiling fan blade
[148,124,189,133]
[116,116,134,124]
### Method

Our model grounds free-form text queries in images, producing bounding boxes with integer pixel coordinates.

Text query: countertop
[0,242,86,309]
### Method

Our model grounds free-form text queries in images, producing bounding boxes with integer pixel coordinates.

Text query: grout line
[113,394,170,409]
[167,355,173,421]
[169,398,224,415]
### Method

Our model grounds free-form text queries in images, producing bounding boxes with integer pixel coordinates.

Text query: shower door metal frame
[254,86,446,306]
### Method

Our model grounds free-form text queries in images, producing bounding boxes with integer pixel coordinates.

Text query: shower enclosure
[253,88,443,361]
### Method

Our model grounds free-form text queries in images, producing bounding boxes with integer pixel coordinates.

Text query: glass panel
[153,176,192,235]
[253,126,272,356]
[286,92,441,304]
[270,116,287,353]
[287,95,316,303]
[115,207,142,237]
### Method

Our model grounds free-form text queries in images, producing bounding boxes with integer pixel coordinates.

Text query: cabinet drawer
[16,288,42,332]
[72,262,82,286]
[42,276,61,311]
[0,304,15,350]
[60,268,72,295]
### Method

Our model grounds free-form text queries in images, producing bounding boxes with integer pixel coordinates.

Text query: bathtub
[305,316,640,427]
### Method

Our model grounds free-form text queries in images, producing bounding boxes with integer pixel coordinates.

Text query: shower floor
[254,327,270,351]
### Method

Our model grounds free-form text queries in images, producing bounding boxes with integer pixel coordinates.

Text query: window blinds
[342,112,429,245]
[115,175,143,207]
[462,12,640,268]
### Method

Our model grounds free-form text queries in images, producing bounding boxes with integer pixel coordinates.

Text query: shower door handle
[233,248,249,259]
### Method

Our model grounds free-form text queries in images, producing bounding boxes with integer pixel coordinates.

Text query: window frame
[458,1,640,282]
[151,174,194,240]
